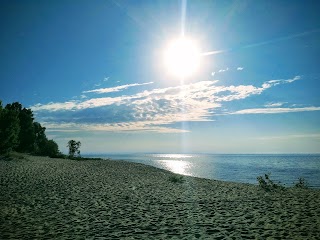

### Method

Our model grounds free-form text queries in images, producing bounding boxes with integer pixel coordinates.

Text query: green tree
[43,139,60,158]
[5,103,35,152]
[0,101,20,154]
[1,100,62,158]
[18,108,35,152]
[67,140,81,158]
[4,102,22,112]
[33,122,48,154]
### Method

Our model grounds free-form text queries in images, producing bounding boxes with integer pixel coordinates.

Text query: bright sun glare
[164,37,201,78]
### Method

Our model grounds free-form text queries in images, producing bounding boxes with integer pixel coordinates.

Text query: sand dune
[1,155,319,239]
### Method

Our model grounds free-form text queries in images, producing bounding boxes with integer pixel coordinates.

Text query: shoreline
[1,155,320,239]
[89,153,320,189]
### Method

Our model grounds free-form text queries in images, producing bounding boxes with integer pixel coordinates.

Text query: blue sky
[1,0,320,154]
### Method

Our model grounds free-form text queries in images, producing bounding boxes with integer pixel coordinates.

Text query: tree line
[0,100,61,157]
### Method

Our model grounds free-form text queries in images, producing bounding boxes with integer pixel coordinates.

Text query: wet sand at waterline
[1,155,319,239]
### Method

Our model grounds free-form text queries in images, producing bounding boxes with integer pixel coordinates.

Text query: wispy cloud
[237,67,244,71]
[44,122,189,133]
[256,133,320,140]
[285,75,301,83]
[264,102,286,107]
[228,106,320,115]
[218,67,229,73]
[201,28,320,56]
[83,82,153,94]
[32,95,137,112]
[31,76,302,133]
[262,75,301,88]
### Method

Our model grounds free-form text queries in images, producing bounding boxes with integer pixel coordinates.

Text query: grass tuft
[257,173,285,191]
[294,177,308,189]
[169,175,185,183]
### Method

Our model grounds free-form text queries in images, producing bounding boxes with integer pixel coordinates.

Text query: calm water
[86,153,320,189]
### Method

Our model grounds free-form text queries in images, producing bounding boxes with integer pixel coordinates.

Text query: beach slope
[1,155,319,239]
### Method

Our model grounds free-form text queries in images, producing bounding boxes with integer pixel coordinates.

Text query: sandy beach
[1,155,319,239]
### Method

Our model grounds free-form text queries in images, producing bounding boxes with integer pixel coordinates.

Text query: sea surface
[86,153,320,189]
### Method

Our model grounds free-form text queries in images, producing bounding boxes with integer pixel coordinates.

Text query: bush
[43,140,60,158]
[257,173,285,191]
[169,175,185,183]
[294,177,308,189]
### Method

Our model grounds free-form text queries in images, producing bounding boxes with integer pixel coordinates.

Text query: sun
[164,37,201,78]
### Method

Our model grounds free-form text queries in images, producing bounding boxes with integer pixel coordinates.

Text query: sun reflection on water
[153,154,193,159]
[158,160,192,175]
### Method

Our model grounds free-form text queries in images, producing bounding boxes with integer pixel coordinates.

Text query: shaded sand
[1,155,320,239]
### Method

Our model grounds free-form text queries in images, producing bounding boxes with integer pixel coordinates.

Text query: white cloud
[218,67,229,73]
[32,101,78,111]
[104,77,109,81]
[31,95,134,111]
[83,82,153,94]
[285,75,301,83]
[256,134,320,140]
[31,76,302,133]
[228,106,320,115]
[291,103,305,107]
[264,102,286,107]
[237,67,244,71]
[214,84,264,102]
[44,122,189,134]
[262,75,301,88]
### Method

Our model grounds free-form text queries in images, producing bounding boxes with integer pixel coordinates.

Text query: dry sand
[0,154,320,239]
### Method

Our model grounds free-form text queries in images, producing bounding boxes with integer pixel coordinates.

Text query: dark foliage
[169,175,185,183]
[6,103,35,152]
[257,173,285,191]
[0,101,20,154]
[257,173,309,191]
[294,177,308,189]
[33,122,48,154]
[67,140,81,158]
[43,140,60,158]
[0,100,61,158]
